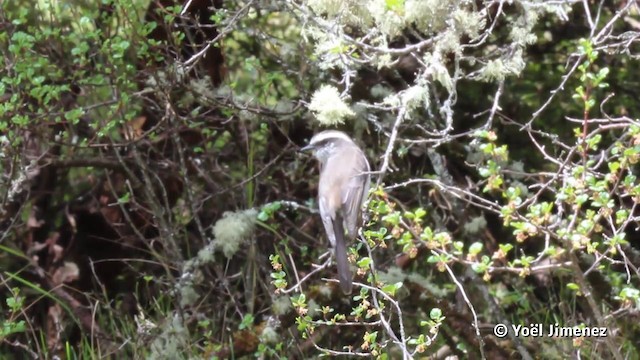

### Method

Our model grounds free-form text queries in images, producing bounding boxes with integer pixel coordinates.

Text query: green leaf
[257,211,269,222]
[429,308,443,320]
[239,313,254,330]
[357,257,372,268]
[385,0,405,11]
[567,283,580,291]
[381,282,403,296]
[468,242,483,256]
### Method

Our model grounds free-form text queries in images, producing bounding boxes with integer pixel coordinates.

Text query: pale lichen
[213,208,258,258]
[402,84,429,112]
[308,85,355,126]
[148,314,189,360]
[452,8,486,39]
[272,295,292,316]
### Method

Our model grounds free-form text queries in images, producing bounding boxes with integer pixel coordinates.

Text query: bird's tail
[333,213,352,294]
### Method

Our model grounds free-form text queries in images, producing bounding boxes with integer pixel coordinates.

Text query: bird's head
[299,130,356,163]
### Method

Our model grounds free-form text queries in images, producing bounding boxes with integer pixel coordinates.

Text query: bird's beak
[299,144,314,152]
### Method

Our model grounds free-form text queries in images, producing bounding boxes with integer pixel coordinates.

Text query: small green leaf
[381,282,403,296]
[469,242,483,256]
[429,308,443,320]
[567,283,580,291]
[357,257,372,268]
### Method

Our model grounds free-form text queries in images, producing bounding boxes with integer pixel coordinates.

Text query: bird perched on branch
[300,130,371,294]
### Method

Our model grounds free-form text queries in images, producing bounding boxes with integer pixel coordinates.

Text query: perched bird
[300,130,371,294]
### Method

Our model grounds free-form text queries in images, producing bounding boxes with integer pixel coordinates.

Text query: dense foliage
[2,0,640,358]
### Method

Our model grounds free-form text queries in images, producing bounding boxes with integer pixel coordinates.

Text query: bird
[300,130,371,294]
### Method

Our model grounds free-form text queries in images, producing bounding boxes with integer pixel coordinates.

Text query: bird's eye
[313,140,326,148]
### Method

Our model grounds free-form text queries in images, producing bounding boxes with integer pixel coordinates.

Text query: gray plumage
[301,130,370,294]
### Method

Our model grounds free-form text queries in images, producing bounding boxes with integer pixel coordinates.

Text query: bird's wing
[319,195,337,247]
[341,149,371,239]
[320,169,353,293]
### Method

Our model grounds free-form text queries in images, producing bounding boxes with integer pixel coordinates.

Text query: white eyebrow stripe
[310,130,353,144]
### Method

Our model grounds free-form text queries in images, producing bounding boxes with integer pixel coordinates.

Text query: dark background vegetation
[2,0,640,358]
